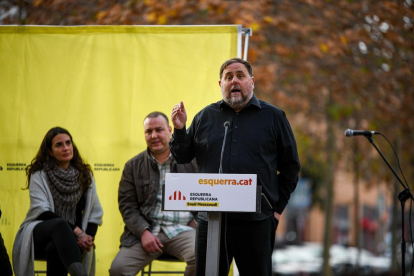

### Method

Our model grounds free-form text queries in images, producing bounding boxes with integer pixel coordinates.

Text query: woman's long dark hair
[25,127,93,190]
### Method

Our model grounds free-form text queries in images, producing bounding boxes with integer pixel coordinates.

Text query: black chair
[141,254,185,275]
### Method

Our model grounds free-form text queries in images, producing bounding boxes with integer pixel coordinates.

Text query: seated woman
[13,127,103,276]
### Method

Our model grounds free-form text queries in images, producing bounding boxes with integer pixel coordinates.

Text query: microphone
[344,129,379,137]
[219,121,231,173]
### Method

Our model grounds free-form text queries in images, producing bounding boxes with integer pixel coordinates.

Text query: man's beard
[224,92,252,111]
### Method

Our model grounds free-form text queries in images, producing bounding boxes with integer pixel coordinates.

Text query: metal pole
[205,212,222,276]
[242,28,252,60]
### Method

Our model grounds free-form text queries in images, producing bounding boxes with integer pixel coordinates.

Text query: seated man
[110,111,197,276]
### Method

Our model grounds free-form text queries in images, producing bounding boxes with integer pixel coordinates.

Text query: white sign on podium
[163,173,258,212]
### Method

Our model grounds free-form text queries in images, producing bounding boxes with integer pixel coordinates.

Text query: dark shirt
[169,94,300,220]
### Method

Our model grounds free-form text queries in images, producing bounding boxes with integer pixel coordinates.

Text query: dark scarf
[45,163,83,224]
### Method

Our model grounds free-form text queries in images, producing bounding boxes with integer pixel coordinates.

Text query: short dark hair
[144,111,169,125]
[219,58,253,79]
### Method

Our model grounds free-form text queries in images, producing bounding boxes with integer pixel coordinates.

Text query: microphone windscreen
[344,129,353,137]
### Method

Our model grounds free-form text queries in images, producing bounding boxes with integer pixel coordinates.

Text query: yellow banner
[0,25,239,274]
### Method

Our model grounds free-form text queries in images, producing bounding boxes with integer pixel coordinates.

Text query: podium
[163,173,261,276]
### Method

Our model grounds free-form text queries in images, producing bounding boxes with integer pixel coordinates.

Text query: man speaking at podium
[170,58,300,276]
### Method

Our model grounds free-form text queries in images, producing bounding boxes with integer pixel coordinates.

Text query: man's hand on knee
[141,230,163,253]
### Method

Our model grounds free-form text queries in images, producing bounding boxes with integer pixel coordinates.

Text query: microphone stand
[365,135,412,276]
[205,122,229,276]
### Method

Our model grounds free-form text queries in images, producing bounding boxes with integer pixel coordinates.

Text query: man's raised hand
[171,101,187,130]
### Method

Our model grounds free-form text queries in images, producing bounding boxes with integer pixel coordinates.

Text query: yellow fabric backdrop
[0,25,240,275]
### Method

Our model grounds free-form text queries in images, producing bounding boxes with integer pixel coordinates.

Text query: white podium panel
[164,173,257,212]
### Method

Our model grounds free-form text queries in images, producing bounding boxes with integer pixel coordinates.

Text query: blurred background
[1,0,414,275]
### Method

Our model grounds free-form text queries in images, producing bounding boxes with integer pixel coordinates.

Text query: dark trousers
[195,215,278,276]
[33,218,82,276]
